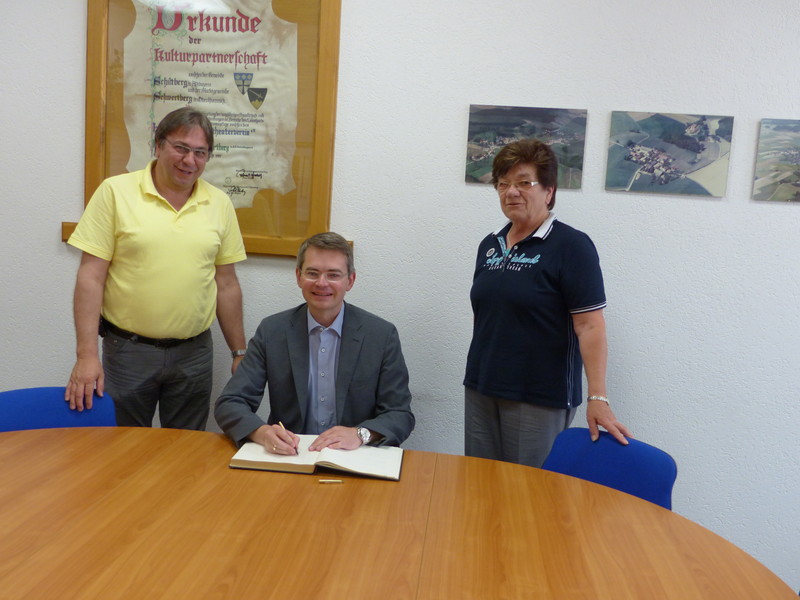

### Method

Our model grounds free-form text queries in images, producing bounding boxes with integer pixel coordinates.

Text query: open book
[229,434,404,481]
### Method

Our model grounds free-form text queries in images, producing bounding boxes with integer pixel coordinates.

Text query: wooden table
[0,428,793,599]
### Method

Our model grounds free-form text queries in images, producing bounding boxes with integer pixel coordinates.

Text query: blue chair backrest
[0,386,116,432]
[541,427,677,510]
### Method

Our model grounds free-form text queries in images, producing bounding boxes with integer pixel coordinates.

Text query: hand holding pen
[276,421,299,455]
[252,422,299,455]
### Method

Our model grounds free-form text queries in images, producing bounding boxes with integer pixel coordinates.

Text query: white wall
[2,0,798,590]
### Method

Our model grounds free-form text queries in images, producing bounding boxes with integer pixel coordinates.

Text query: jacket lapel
[287,305,310,426]
[336,306,364,424]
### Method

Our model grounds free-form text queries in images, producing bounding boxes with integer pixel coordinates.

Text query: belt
[100,317,206,348]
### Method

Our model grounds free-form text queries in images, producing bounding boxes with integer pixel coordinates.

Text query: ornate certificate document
[124,0,297,208]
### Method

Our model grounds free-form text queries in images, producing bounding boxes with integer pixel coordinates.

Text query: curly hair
[491,138,558,209]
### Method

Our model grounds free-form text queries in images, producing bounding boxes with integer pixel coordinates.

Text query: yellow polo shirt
[69,162,247,339]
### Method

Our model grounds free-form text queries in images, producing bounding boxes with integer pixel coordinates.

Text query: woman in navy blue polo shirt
[464,139,631,467]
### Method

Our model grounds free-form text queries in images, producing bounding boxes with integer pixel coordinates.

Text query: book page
[232,435,320,467]
[316,445,403,480]
[230,435,403,480]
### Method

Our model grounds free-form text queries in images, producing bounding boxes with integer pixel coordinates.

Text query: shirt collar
[307,303,346,336]
[141,160,209,209]
[493,212,557,240]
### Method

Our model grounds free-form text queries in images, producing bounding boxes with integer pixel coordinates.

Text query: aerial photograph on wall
[752,118,800,202]
[465,105,587,189]
[606,111,734,197]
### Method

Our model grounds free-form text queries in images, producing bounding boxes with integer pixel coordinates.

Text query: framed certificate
[63,0,341,256]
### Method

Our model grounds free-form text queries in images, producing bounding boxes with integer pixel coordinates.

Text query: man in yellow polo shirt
[65,107,248,430]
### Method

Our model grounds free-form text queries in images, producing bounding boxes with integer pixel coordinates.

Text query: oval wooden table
[0,428,793,599]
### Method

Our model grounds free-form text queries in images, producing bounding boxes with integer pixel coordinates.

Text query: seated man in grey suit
[215,232,414,454]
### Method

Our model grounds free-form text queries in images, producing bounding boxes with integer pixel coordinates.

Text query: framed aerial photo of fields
[752,119,800,202]
[465,105,587,189]
[606,111,733,197]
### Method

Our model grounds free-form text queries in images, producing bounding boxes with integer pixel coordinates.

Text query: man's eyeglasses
[301,269,346,282]
[164,139,210,161]
[496,180,538,192]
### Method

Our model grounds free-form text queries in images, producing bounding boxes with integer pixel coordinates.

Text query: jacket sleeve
[357,324,415,446]
[214,321,271,446]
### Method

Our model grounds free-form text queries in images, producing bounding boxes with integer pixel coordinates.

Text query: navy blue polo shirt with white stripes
[464,214,606,410]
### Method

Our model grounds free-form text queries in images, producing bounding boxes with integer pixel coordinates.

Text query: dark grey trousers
[102,329,213,430]
[464,387,575,468]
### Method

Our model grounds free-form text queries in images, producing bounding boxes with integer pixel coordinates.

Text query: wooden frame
[62,0,341,257]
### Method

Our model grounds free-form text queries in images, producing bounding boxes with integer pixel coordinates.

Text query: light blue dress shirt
[304,305,345,434]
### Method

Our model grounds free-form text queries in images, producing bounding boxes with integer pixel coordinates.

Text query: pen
[318,479,343,484]
[278,421,298,454]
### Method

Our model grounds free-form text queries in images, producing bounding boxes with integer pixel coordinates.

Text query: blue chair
[541,427,677,510]
[0,386,116,432]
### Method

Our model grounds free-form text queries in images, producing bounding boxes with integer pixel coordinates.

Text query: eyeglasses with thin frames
[301,269,346,282]
[164,139,210,161]
[496,180,538,192]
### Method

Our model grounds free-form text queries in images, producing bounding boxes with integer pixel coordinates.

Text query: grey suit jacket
[214,303,414,446]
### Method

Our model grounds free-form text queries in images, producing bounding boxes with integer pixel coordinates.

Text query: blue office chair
[541,427,677,510]
[0,386,116,432]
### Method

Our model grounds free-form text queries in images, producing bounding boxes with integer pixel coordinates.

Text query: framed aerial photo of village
[752,119,800,202]
[606,111,734,197]
[465,105,587,189]
[62,0,341,257]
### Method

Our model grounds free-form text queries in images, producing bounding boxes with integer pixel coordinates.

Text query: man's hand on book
[308,426,362,452]
[250,424,299,455]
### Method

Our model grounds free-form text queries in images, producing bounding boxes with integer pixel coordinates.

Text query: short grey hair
[296,232,354,275]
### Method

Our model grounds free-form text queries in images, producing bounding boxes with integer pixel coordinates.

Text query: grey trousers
[102,329,213,430]
[464,387,575,468]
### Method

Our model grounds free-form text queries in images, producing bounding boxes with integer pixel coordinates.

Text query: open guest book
[229,434,404,481]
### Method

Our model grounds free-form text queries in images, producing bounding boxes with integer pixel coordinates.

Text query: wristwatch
[356,426,371,446]
[231,349,247,359]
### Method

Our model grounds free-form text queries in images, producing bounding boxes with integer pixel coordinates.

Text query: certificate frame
[62,0,341,257]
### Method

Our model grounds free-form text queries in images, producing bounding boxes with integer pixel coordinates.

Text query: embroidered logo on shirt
[509,253,540,265]
[483,251,541,271]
